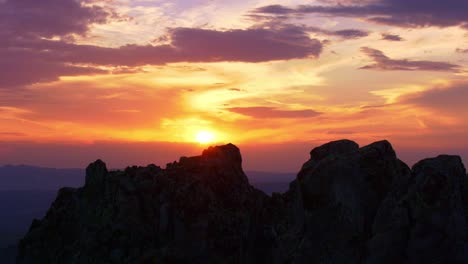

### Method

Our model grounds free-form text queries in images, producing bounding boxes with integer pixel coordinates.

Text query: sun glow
[195,131,215,144]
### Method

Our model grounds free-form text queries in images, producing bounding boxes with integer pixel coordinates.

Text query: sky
[0,0,467,172]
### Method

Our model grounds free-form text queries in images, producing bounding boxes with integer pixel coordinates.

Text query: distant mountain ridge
[0,165,292,191]
[17,140,468,263]
[0,165,84,190]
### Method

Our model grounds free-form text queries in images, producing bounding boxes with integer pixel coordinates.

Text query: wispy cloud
[359,47,461,72]
[227,107,321,118]
[306,26,369,39]
[398,81,468,113]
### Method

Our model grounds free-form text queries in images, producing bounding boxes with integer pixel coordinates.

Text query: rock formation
[17,140,468,263]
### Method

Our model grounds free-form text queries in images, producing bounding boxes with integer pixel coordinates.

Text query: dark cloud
[0,0,110,38]
[253,0,468,29]
[246,14,369,40]
[307,26,369,39]
[254,5,294,15]
[164,27,323,63]
[1,27,323,88]
[456,48,468,53]
[227,107,321,118]
[333,29,369,39]
[381,33,403,41]
[359,47,461,72]
[0,0,325,89]
[0,46,107,87]
[0,0,111,88]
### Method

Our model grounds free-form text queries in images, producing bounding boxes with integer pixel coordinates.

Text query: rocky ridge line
[17,140,468,263]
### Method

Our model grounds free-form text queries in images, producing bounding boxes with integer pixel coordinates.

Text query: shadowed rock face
[17,140,468,264]
[282,140,410,263]
[367,155,468,264]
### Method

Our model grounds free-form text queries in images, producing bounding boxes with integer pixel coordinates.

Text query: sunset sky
[0,0,467,171]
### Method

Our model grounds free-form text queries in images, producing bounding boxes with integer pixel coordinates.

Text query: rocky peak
[359,140,396,160]
[201,143,242,166]
[300,139,359,173]
[309,139,359,162]
[411,155,466,209]
[85,159,108,187]
[171,144,251,208]
[172,143,242,170]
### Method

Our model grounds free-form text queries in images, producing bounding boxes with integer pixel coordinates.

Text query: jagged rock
[17,144,270,264]
[17,140,468,264]
[281,140,409,263]
[367,155,468,264]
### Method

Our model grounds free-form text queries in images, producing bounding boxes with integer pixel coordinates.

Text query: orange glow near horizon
[0,0,466,156]
[195,131,215,144]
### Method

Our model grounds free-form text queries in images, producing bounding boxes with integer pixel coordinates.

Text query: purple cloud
[0,0,110,38]
[456,48,468,54]
[381,33,403,41]
[1,27,323,88]
[165,27,323,63]
[307,26,369,39]
[253,0,468,29]
[254,5,294,15]
[0,0,325,89]
[399,82,468,113]
[359,47,461,72]
[0,46,107,88]
[333,29,369,39]
[227,107,321,118]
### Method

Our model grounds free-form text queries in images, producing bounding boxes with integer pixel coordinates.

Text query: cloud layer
[0,0,323,89]
[0,0,466,158]
[254,0,468,29]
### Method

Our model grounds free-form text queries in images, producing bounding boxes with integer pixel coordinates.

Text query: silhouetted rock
[367,155,468,264]
[17,140,468,263]
[277,140,409,263]
[85,159,108,187]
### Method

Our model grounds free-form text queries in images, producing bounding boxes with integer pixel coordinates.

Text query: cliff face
[17,140,468,263]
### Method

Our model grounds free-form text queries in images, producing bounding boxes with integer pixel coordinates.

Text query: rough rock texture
[367,155,468,264]
[17,140,468,263]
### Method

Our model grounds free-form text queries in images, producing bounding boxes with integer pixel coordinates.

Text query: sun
[195,131,215,144]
